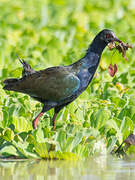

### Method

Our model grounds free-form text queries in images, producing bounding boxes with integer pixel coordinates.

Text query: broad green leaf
[56,130,66,151]
[0,145,18,157]
[70,132,83,151]
[2,128,14,142]
[34,142,48,158]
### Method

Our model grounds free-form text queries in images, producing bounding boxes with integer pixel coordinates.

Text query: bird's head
[99,29,122,44]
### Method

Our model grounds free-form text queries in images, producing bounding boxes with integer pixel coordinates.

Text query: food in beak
[108,41,133,61]
[107,40,133,77]
[114,37,122,43]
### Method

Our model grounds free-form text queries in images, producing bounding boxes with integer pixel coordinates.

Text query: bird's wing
[11,66,80,102]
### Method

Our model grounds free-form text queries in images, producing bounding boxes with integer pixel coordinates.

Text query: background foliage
[0,0,135,159]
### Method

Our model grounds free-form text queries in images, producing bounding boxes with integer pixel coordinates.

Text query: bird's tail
[3,78,19,91]
[16,54,35,76]
[3,55,36,91]
[3,55,36,92]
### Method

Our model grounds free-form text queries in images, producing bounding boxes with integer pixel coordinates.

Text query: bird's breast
[77,68,92,89]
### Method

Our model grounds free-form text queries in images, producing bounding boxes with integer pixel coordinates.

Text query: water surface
[1,156,135,180]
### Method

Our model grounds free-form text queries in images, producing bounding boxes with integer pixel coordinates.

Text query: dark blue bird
[3,29,121,130]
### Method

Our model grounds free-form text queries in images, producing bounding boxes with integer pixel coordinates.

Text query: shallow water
[1,156,135,180]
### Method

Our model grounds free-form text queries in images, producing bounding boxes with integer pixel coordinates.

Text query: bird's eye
[106,34,111,38]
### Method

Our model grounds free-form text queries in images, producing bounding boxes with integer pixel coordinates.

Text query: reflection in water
[1,156,135,180]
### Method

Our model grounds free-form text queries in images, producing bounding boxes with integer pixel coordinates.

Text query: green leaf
[120,117,134,139]
[56,131,66,151]
[0,145,18,157]
[70,132,83,151]
[2,128,14,142]
[34,142,48,158]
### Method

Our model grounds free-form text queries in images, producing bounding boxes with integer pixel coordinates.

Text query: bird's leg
[32,105,53,129]
[52,104,70,130]
[32,112,44,129]
[52,112,58,131]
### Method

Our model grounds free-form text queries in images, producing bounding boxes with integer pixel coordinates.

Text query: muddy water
[1,156,135,180]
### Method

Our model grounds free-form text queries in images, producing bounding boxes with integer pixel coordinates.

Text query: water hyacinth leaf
[35,128,45,143]
[118,72,128,84]
[34,142,48,158]
[42,127,52,138]
[2,108,9,128]
[132,113,135,124]
[92,109,111,129]
[63,137,74,152]
[118,107,132,120]
[14,134,23,143]
[10,67,22,77]
[126,146,135,155]
[107,136,118,153]
[49,151,78,160]
[110,96,126,107]
[70,131,83,151]
[18,132,28,141]
[57,132,75,152]
[120,117,134,139]
[83,128,100,139]
[105,119,120,132]
[56,130,66,151]
[0,145,18,157]
[129,106,135,119]
[26,134,37,145]
[13,116,31,131]
[0,127,4,134]
[2,128,14,142]
[57,107,69,122]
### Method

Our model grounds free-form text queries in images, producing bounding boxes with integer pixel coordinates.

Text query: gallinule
[3,29,121,130]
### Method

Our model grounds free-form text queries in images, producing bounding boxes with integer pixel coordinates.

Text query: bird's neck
[86,35,107,55]
[71,35,108,73]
